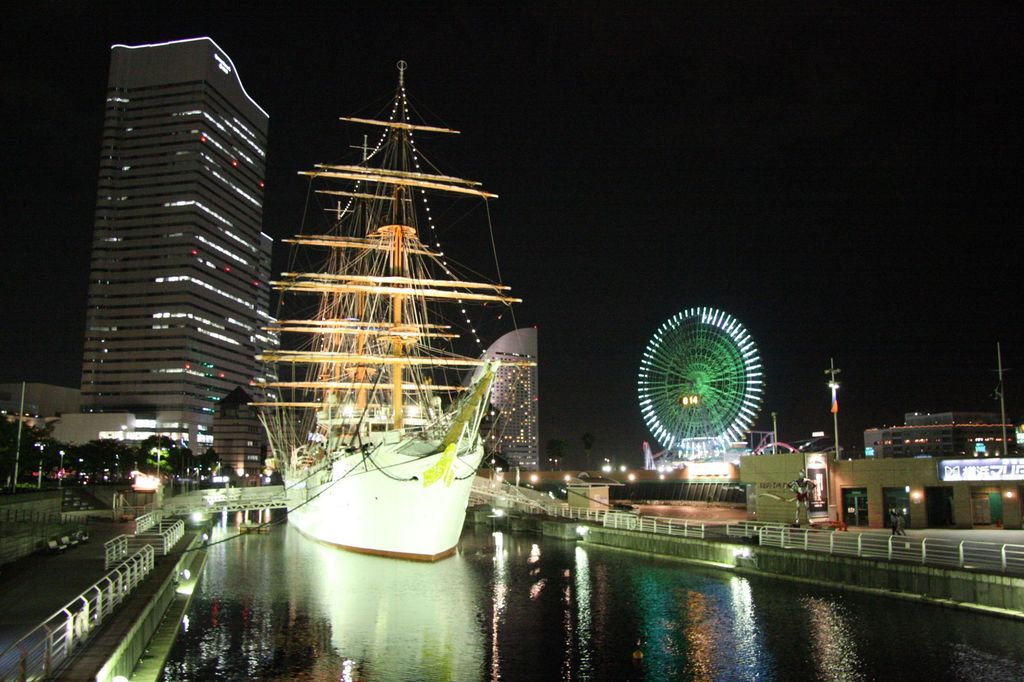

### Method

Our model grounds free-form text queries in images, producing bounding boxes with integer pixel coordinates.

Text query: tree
[199,447,221,478]
[581,432,595,470]
[545,438,567,471]
[74,439,136,481]
[137,436,192,478]
[0,418,48,488]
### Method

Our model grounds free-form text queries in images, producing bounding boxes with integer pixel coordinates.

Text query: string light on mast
[399,65,489,352]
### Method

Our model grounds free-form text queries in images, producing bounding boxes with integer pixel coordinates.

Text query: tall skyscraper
[79,37,273,449]
[480,327,539,470]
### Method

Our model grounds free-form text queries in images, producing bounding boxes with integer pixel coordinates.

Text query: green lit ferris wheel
[638,307,763,456]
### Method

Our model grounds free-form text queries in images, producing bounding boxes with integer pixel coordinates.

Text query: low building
[212,387,265,483]
[864,412,1015,459]
[741,452,1023,530]
[565,475,623,510]
[0,383,81,427]
[50,412,139,444]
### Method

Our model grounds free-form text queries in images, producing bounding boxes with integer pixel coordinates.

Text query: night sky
[2,3,1021,465]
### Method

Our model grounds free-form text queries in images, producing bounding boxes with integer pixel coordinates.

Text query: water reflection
[727,577,769,678]
[305,529,485,680]
[802,596,865,682]
[163,523,1024,681]
[490,531,507,681]
[574,546,593,680]
[165,521,485,681]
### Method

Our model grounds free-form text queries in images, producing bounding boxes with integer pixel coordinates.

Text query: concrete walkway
[850,525,1024,545]
[0,518,132,652]
[56,531,201,681]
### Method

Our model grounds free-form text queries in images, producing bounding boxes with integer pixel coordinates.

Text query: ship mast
[389,61,409,429]
[256,60,526,438]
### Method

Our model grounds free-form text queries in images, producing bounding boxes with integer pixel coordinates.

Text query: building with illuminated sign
[863,412,1015,459]
[741,451,1022,530]
[78,37,274,449]
[478,327,539,470]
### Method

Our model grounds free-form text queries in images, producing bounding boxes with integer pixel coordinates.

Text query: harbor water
[163,517,1024,681]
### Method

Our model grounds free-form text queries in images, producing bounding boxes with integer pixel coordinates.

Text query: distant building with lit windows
[78,37,274,449]
[478,328,539,470]
[864,412,1016,459]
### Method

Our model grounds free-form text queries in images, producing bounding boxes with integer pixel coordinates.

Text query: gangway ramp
[469,476,557,514]
[161,486,289,517]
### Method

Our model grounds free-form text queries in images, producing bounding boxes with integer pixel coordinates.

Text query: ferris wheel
[638,307,763,457]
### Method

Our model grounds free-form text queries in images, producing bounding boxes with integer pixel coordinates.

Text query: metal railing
[725,521,788,539]
[602,511,706,539]
[472,480,1024,576]
[549,505,607,523]
[1,512,86,567]
[0,545,155,681]
[472,480,710,540]
[103,535,129,569]
[154,520,185,554]
[134,509,163,535]
[160,486,288,516]
[757,526,1024,575]
[104,519,185,568]
[0,509,69,525]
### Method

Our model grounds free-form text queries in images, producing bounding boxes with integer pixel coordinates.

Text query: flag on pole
[831,398,839,414]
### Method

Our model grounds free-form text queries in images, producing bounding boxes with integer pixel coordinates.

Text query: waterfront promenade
[3,499,1022,678]
[0,512,201,681]
[0,520,130,651]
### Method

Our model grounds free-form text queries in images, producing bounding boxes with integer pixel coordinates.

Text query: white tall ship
[254,62,526,561]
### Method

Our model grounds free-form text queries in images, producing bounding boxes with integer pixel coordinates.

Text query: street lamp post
[825,359,841,460]
[825,358,842,526]
[997,342,1008,456]
[58,450,65,489]
[35,442,44,489]
[10,381,25,493]
[772,412,779,454]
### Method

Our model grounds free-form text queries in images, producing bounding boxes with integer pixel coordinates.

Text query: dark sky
[2,2,1021,466]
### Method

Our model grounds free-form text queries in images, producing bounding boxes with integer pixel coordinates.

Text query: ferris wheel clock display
[638,307,763,456]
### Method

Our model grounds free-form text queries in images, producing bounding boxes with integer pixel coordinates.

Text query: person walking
[896,510,907,536]
[889,508,898,535]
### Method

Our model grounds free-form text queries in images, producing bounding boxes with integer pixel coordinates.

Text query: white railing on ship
[757,526,1024,575]
[0,545,155,681]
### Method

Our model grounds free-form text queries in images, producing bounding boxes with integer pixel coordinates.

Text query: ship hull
[284,439,485,561]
